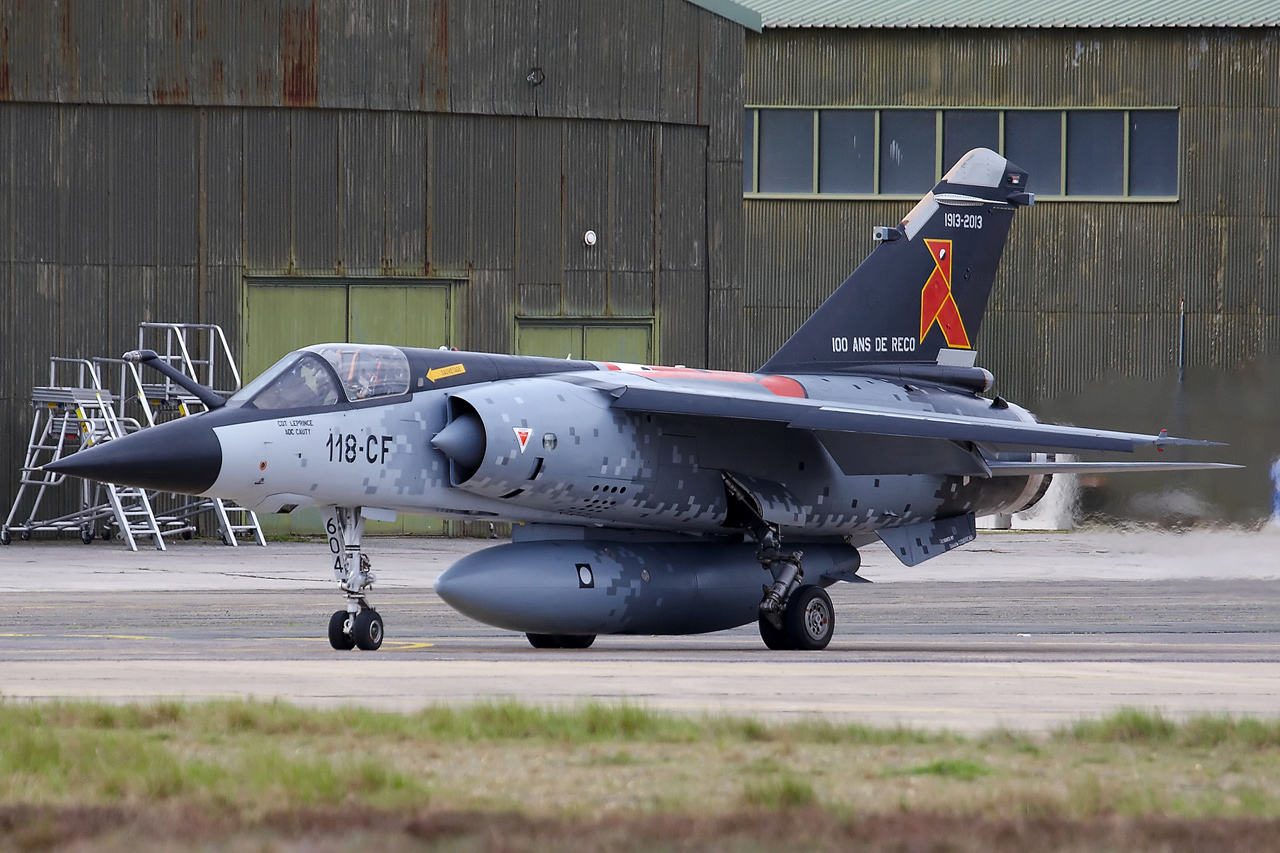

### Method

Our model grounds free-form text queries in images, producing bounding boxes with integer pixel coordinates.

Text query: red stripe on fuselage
[603,364,807,399]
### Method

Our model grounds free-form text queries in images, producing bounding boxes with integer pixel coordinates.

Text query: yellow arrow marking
[425,363,466,383]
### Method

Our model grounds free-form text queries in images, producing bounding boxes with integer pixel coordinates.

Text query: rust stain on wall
[431,0,449,111]
[153,80,191,103]
[0,13,13,100]
[58,0,77,76]
[281,2,318,107]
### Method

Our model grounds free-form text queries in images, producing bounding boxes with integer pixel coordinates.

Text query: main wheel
[328,610,355,651]
[758,613,793,650]
[783,585,835,651]
[352,609,384,651]
[526,633,561,649]
[557,634,596,649]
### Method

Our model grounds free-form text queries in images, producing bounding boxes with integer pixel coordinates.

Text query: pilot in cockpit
[319,345,411,402]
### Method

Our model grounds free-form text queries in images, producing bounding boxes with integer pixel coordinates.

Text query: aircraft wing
[593,379,1221,456]
[984,460,1239,475]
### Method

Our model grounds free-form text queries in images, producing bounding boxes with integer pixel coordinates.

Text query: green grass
[1061,708,1280,748]
[741,775,818,809]
[0,698,952,747]
[888,758,991,781]
[3,699,1280,827]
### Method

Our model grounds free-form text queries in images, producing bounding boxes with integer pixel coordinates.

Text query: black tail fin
[760,148,1033,375]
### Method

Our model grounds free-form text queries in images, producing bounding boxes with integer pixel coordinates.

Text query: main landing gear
[723,473,836,651]
[324,507,383,651]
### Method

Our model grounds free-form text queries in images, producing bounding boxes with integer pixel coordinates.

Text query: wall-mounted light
[583,230,598,247]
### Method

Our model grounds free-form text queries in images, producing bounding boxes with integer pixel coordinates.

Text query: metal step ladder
[2,358,165,550]
[5,323,266,550]
[88,393,167,552]
[131,323,265,547]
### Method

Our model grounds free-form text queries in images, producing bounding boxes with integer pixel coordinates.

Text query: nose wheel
[328,610,356,650]
[324,507,384,652]
[352,609,384,650]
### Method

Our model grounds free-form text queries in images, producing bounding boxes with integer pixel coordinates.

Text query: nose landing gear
[324,507,383,651]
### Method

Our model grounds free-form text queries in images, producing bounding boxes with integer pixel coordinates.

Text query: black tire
[758,613,793,650]
[181,529,193,540]
[0,528,10,545]
[100,527,112,541]
[80,527,95,545]
[20,531,31,541]
[783,585,835,651]
[328,610,355,651]
[557,634,596,649]
[352,609,384,651]
[526,633,561,649]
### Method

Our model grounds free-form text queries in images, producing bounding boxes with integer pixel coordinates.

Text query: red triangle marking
[513,427,532,453]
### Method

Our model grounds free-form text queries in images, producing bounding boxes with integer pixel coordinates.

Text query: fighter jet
[40,149,1235,652]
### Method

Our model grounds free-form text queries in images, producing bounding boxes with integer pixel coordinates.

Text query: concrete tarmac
[1,529,1278,733]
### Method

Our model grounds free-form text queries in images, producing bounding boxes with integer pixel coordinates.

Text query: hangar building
[0,0,759,533]
[738,1,1280,521]
[2,0,1277,526]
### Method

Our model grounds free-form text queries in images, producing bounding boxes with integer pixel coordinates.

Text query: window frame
[743,105,1180,203]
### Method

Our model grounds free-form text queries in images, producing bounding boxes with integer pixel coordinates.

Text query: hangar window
[1128,110,1180,197]
[744,107,1178,202]
[1066,111,1125,195]
[819,110,875,193]
[879,110,936,194]
[757,109,814,192]
[1004,111,1062,196]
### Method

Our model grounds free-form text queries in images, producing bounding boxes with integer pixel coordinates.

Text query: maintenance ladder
[1,358,167,550]
[100,323,265,547]
[3,322,266,549]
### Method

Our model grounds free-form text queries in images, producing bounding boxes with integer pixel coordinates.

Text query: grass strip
[1,700,1279,827]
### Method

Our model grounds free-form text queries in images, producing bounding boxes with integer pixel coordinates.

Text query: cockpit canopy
[230,344,411,410]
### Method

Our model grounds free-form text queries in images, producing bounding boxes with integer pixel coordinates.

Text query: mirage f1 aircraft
[43,149,1234,652]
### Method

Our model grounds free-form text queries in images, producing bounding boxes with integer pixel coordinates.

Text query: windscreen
[248,353,343,410]
[309,345,411,402]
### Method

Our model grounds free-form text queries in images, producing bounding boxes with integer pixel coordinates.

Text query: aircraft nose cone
[431,412,485,470]
[42,416,222,495]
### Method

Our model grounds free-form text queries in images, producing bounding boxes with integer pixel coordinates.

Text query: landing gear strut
[723,473,836,651]
[324,507,383,651]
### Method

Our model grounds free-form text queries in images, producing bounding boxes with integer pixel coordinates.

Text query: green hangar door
[517,323,653,364]
[244,278,457,536]
[244,279,455,379]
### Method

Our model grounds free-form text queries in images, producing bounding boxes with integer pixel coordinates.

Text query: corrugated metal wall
[744,27,1280,519]
[0,0,748,517]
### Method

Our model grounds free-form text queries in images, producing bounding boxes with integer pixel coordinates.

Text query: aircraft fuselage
[199,348,1044,541]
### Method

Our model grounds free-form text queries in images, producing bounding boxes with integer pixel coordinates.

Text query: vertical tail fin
[760,148,1033,375]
